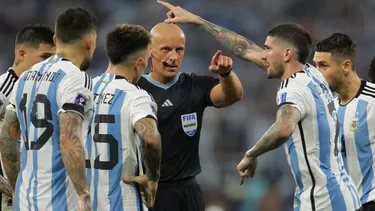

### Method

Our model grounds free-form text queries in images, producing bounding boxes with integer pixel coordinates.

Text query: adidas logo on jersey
[161,99,173,107]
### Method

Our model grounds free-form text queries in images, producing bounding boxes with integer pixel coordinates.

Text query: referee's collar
[143,72,181,90]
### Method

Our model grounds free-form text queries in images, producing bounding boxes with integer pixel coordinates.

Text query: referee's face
[151,33,185,79]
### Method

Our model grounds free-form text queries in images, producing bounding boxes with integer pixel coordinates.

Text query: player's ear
[135,57,143,70]
[342,59,352,74]
[17,48,26,63]
[86,34,96,51]
[86,37,93,51]
[284,48,292,62]
[53,34,57,45]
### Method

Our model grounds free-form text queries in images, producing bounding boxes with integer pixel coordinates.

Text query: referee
[126,22,243,211]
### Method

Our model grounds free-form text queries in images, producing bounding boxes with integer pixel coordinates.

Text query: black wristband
[219,69,232,77]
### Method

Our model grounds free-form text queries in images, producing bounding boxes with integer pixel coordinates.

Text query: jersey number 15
[86,114,119,170]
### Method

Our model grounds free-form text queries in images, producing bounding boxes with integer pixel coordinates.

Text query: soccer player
[85,24,162,210]
[156,2,362,210]
[313,33,375,211]
[368,56,375,83]
[0,23,55,211]
[126,22,243,211]
[0,7,97,211]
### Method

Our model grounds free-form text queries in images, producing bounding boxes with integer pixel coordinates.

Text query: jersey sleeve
[276,81,310,118]
[130,90,158,127]
[56,71,93,119]
[6,80,19,113]
[0,70,19,113]
[0,92,9,114]
[190,73,220,107]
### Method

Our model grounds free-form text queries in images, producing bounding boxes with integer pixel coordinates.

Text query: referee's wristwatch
[219,69,232,77]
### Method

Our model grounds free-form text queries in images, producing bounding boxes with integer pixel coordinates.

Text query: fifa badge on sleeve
[74,93,88,107]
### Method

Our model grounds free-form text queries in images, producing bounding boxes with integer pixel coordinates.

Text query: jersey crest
[181,112,197,137]
[349,112,359,132]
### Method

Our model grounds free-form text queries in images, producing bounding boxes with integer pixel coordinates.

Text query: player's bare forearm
[247,105,301,158]
[198,18,268,70]
[59,112,90,198]
[135,117,161,182]
[213,71,243,107]
[0,175,12,197]
[0,110,20,191]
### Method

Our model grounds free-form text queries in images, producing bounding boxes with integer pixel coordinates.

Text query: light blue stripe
[308,82,346,211]
[14,71,28,211]
[355,100,373,204]
[50,69,67,211]
[287,136,302,211]
[108,89,126,211]
[92,74,114,211]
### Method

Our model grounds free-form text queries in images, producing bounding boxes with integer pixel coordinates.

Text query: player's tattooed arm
[0,175,12,197]
[247,105,301,158]
[198,18,268,70]
[135,117,161,182]
[0,110,20,192]
[59,112,91,202]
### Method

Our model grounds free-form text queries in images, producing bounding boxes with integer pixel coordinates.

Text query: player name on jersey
[94,92,115,105]
[23,70,61,82]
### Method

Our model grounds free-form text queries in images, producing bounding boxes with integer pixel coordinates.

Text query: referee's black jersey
[137,72,219,181]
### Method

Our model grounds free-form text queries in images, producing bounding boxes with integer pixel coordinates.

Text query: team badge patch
[181,112,198,137]
[74,93,88,107]
[150,103,157,115]
[349,115,359,132]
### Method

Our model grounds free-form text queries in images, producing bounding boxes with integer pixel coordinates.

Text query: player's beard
[80,57,92,71]
[267,61,284,79]
[327,69,343,92]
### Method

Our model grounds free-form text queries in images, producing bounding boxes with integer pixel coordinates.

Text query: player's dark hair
[55,7,97,43]
[368,57,375,83]
[315,33,356,70]
[105,24,151,65]
[268,24,312,64]
[15,24,54,47]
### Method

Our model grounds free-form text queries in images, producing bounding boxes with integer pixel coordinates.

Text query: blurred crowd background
[1,0,374,210]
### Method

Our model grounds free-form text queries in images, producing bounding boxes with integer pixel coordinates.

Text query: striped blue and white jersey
[7,55,94,211]
[276,65,361,211]
[86,73,157,211]
[337,80,375,205]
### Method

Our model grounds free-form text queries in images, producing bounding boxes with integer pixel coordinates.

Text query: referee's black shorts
[362,201,375,211]
[150,177,204,211]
